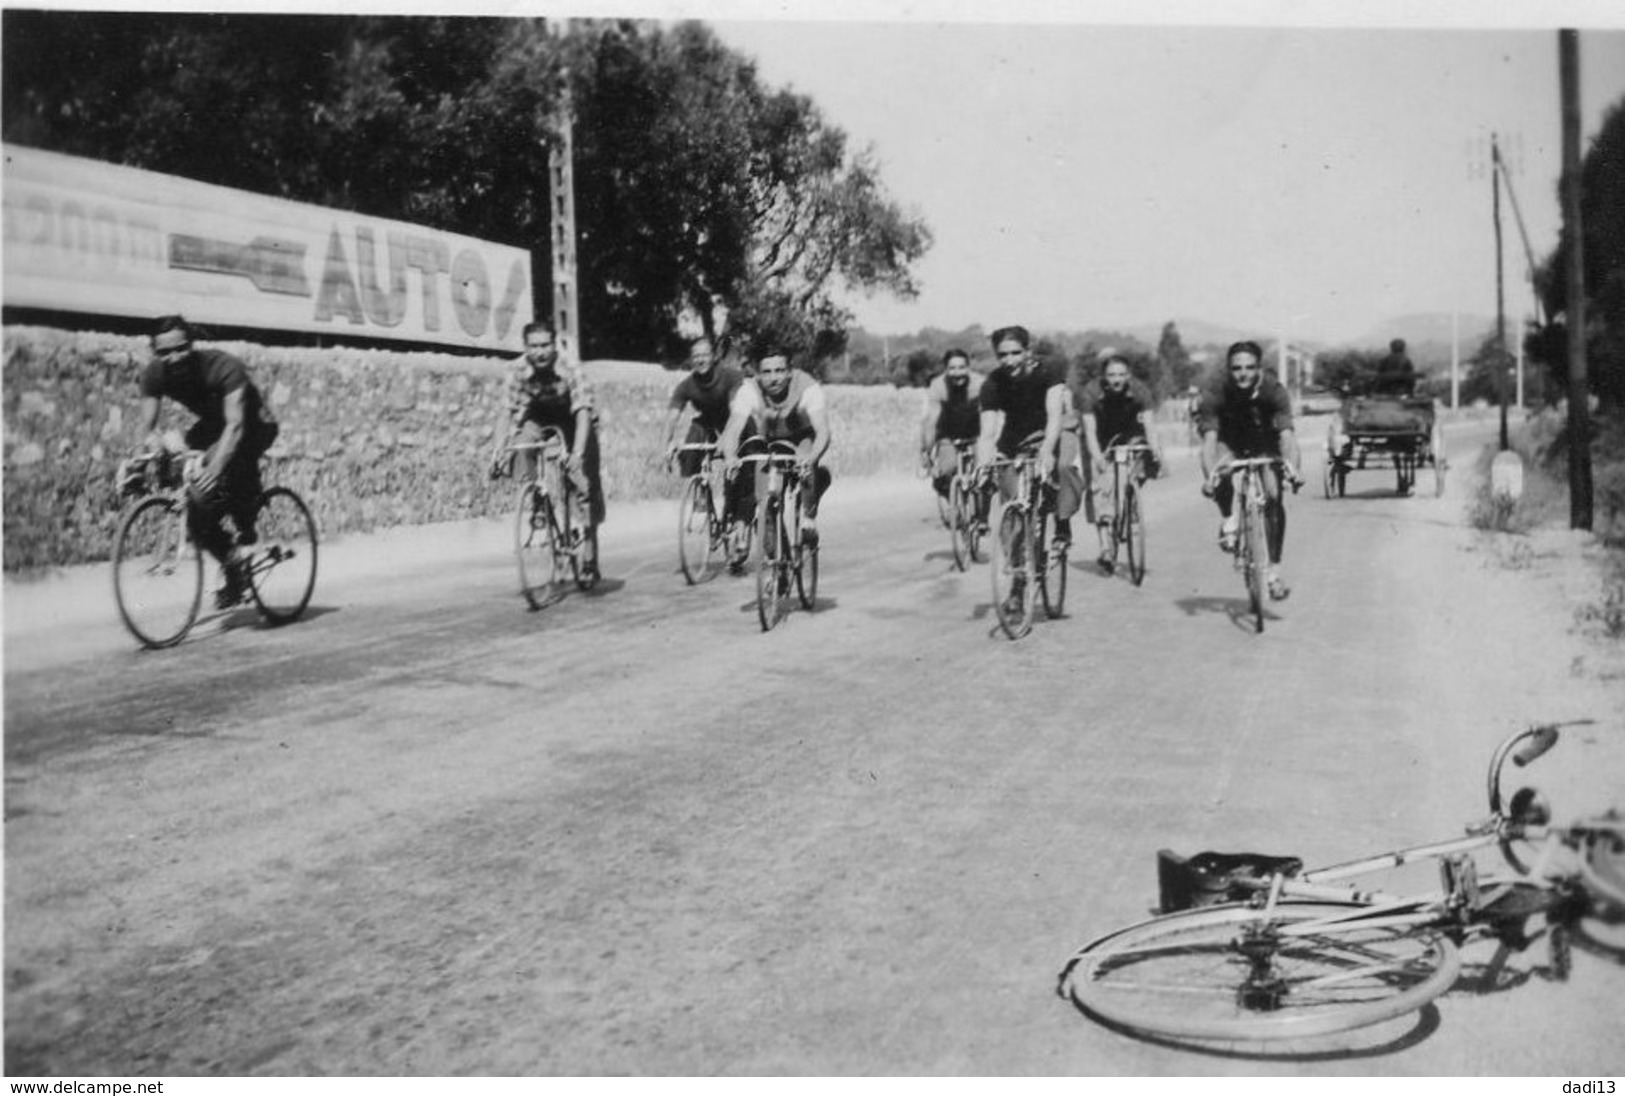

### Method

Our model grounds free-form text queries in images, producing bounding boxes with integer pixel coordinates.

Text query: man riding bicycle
[494,321,604,581]
[663,335,750,569]
[919,348,983,505]
[719,352,832,547]
[976,326,1081,609]
[1078,348,1164,574]
[136,315,280,609]
[1196,340,1302,601]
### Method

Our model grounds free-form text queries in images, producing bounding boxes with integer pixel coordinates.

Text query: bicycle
[1100,441,1154,586]
[671,441,750,585]
[1057,721,1625,1051]
[1210,455,1297,634]
[944,438,986,572]
[987,451,1067,640]
[736,438,818,632]
[504,428,599,609]
[111,449,318,649]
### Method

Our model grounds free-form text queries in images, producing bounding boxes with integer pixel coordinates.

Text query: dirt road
[5,424,1622,1075]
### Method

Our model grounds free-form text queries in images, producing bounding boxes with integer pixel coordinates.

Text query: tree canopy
[1,12,931,369]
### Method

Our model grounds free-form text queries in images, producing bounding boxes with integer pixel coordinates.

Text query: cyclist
[719,352,832,547]
[1196,340,1303,601]
[919,347,983,510]
[1078,348,1164,574]
[662,335,750,569]
[494,320,603,580]
[136,314,280,609]
[976,325,1081,608]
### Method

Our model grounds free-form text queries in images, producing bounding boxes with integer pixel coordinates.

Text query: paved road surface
[5,423,1622,1075]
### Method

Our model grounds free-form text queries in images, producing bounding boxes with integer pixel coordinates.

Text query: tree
[1156,322,1198,398]
[1536,95,1625,409]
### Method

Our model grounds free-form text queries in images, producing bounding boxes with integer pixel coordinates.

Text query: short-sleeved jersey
[1078,377,1155,449]
[730,369,826,443]
[508,358,594,434]
[141,348,273,439]
[925,372,984,440]
[979,359,1067,455]
[1197,373,1294,456]
[669,365,745,435]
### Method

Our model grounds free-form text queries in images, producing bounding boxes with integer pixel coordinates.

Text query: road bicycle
[737,438,818,632]
[944,438,987,571]
[504,428,599,609]
[1210,455,1298,634]
[1057,721,1625,1051]
[111,449,318,649]
[987,451,1067,640]
[1099,441,1153,586]
[671,441,751,584]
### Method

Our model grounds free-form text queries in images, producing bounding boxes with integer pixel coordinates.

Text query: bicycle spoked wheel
[794,507,818,612]
[246,487,318,624]
[515,483,561,609]
[1038,509,1067,619]
[1124,480,1146,586]
[756,496,790,632]
[1060,901,1461,1047]
[949,478,971,571]
[990,501,1034,639]
[1580,822,1625,914]
[574,505,600,592]
[113,495,203,648]
[677,477,715,585]
[1243,502,1267,633]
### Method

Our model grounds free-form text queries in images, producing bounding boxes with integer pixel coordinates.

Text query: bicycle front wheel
[1243,500,1267,633]
[515,483,561,609]
[113,496,203,648]
[1061,901,1461,1046]
[949,477,971,571]
[677,476,715,585]
[246,487,318,624]
[990,501,1034,640]
[1038,508,1067,619]
[756,495,789,632]
[1580,822,1625,914]
[1124,480,1146,586]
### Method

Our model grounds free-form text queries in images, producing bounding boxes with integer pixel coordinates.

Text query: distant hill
[1119,318,1272,349]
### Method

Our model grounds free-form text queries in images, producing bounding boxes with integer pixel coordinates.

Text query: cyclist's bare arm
[198,387,246,493]
[718,401,751,469]
[138,395,164,451]
[1081,411,1105,466]
[661,404,688,454]
[805,399,831,467]
[1041,384,1067,474]
[1199,429,1221,484]
[976,408,1003,471]
[1278,428,1303,478]
[920,396,942,457]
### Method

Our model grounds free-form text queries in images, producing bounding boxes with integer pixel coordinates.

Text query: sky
[700,6,1625,345]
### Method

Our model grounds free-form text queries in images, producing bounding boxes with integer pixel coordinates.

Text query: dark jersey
[1197,373,1294,456]
[669,365,745,435]
[1079,377,1155,449]
[980,359,1066,454]
[140,348,274,446]
[926,372,983,440]
[508,358,594,441]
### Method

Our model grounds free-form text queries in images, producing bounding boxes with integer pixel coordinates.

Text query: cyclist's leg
[1261,460,1290,598]
[795,438,831,519]
[1052,431,1082,545]
[929,437,957,498]
[1212,442,1238,547]
[678,419,710,479]
[515,418,547,485]
[182,423,233,568]
[582,424,605,527]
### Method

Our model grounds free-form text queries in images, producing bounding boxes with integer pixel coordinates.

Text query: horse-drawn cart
[1324,392,1445,498]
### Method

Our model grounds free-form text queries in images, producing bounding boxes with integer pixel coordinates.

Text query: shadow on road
[1173,594,1279,633]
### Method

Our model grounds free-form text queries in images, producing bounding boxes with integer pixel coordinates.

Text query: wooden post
[549,21,580,357]
[1560,29,1593,530]
[1493,135,1508,451]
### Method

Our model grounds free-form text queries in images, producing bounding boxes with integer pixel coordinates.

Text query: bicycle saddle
[1157,849,1305,913]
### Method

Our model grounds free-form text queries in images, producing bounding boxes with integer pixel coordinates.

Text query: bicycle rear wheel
[1242,499,1266,633]
[515,483,561,609]
[1580,822,1625,913]
[1038,509,1067,619]
[990,501,1034,639]
[1124,480,1146,586]
[1061,901,1461,1046]
[677,476,715,585]
[246,486,318,624]
[949,477,971,571]
[113,495,203,648]
[756,495,789,632]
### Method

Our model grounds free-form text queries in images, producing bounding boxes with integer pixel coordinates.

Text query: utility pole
[1492,133,1509,451]
[1560,29,1593,530]
[548,20,580,357]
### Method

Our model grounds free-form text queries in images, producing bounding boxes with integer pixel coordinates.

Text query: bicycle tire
[1061,901,1461,1045]
[677,476,715,585]
[515,483,560,609]
[246,486,318,624]
[1580,822,1625,914]
[990,501,1034,640]
[756,494,788,632]
[575,516,600,591]
[967,480,988,564]
[113,495,203,649]
[1038,508,1067,619]
[1124,479,1145,586]
[1243,497,1266,633]
[949,477,970,571]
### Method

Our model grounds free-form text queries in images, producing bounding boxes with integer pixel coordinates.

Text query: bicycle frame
[1212,456,1282,632]
[508,427,594,602]
[736,438,815,630]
